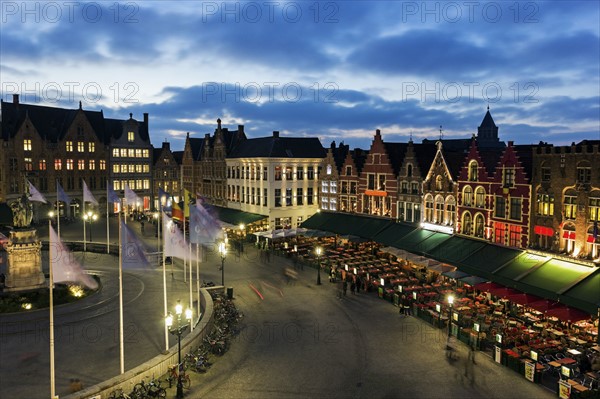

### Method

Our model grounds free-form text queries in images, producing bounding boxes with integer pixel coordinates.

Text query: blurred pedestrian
[343,280,348,296]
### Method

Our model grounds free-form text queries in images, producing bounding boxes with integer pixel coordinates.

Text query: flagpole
[162,212,169,352]
[56,180,61,239]
[107,186,110,254]
[189,241,193,331]
[196,243,200,325]
[49,220,56,399]
[118,211,125,374]
[83,200,87,252]
[183,206,187,283]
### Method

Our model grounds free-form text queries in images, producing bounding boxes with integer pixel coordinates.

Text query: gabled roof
[480,110,497,129]
[329,141,350,172]
[352,148,368,174]
[513,144,535,181]
[228,135,325,158]
[383,142,408,176]
[173,151,184,165]
[412,142,438,178]
[187,137,205,161]
[106,115,150,143]
[478,148,504,177]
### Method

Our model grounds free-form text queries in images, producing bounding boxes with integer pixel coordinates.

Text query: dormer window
[23,139,32,151]
[468,161,478,181]
[128,131,135,142]
[326,165,332,175]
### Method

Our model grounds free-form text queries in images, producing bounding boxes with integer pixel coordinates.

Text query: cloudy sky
[1,1,599,150]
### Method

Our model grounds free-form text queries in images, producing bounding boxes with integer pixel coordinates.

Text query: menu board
[495,345,502,363]
[558,381,571,399]
[524,361,535,382]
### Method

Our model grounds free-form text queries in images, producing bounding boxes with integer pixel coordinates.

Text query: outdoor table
[567,348,582,356]
[557,357,577,365]
[591,345,600,352]
[548,361,561,368]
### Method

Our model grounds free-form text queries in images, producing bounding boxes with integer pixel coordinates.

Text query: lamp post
[218,240,227,286]
[154,212,159,248]
[166,300,192,399]
[83,211,97,250]
[447,294,455,336]
[315,246,322,285]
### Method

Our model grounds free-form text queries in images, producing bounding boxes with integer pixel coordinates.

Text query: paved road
[1,217,555,398]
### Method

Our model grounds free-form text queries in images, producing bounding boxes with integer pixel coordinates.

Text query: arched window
[407,164,413,177]
[435,195,444,224]
[424,194,434,222]
[475,187,485,208]
[587,225,600,258]
[326,165,332,175]
[562,223,576,254]
[462,212,472,235]
[436,175,443,191]
[589,191,600,222]
[474,214,485,238]
[468,160,478,181]
[446,196,456,226]
[563,189,578,220]
[463,186,473,206]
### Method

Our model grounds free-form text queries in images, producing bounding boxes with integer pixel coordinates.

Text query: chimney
[508,141,514,146]
[162,141,170,150]
[13,94,19,105]
[273,131,279,138]
[144,112,148,127]
[205,133,210,140]
[217,118,222,130]
[238,125,244,133]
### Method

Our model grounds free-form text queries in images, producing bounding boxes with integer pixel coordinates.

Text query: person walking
[350,281,356,295]
[342,280,348,296]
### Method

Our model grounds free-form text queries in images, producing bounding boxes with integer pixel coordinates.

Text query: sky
[1,0,599,151]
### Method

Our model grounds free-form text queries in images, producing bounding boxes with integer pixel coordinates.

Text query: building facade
[152,141,180,209]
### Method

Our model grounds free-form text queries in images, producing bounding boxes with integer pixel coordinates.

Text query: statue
[10,194,33,228]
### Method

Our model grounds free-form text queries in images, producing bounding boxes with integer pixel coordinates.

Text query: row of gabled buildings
[1,94,598,262]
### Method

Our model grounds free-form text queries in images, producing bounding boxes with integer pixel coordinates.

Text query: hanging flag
[49,226,98,289]
[162,212,193,261]
[83,180,99,205]
[27,180,47,203]
[183,188,194,218]
[107,182,120,204]
[190,202,223,244]
[124,183,141,207]
[121,220,151,269]
[56,181,71,204]
[171,200,183,221]
[594,221,598,239]
[158,187,170,207]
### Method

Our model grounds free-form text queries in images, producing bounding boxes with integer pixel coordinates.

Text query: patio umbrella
[505,293,544,306]
[527,299,561,313]
[545,305,591,323]
[459,275,489,286]
[473,282,504,292]
[486,286,521,298]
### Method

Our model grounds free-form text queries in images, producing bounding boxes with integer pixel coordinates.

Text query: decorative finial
[79,101,82,110]
[487,104,490,111]
[129,113,133,119]
[439,125,443,140]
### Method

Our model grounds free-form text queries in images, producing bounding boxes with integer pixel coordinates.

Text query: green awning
[461,245,522,276]
[428,236,486,265]
[300,211,335,230]
[561,270,600,315]
[493,252,546,280]
[372,223,416,247]
[395,229,436,251]
[301,212,393,240]
[415,232,452,256]
[518,259,595,295]
[211,206,267,226]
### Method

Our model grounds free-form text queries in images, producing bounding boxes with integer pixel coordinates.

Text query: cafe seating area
[263,231,600,398]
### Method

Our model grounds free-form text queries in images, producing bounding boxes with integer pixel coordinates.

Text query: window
[54,159,62,170]
[275,166,282,181]
[78,160,85,170]
[113,148,119,157]
[143,149,149,158]
[577,166,591,184]
[128,131,135,142]
[468,161,478,181]
[401,182,408,194]
[326,165,332,175]
[494,222,506,245]
[407,164,413,177]
[411,182,419,195]
[509,225,522,247]
[275,189,281,207]
[330,197,337,211]
[424,195,434,222]
[307,166,315,180]
[321,197,329,210]
[436,175,443,191]
[89,142,95,153]
[113,164,120,173]
[564,194,577,220]
[474,214,485,238]
[435,196,444,224]
[136,149,142,158]
[350,182,357,194]
[24,158,32,171]
[307,187,314,205]
[263,167,268,180]
[39,159,47,171]
[77,142,85,152]
[495,196,506,218]
[120,148,127,157]
[503,167,515,188]
[367,174,375,190]
[509,198,522,220]
[378,175,386,191]
[475,187,485,208]
[541,165,551,181]
[330,181,337,194]
[346,166,352,176]
[296,167,303,180]
[24,139,32,151]
[264,188,268,206]
[135,164,142,173]
[100,160,106,170]
[128,149,135,157]
[537,193,554,216]
[9,158,17,171]
[446,197,456,226]
[463,186,473,206]
[321,181,329,193]
[66,141,73,152]
[590,196,600,222]
[462,212,472,235]
[285,167,293,180]
[297,188,303,205]
[286,188,292,206]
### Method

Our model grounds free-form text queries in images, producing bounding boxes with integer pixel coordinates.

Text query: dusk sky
[1,1,599,150]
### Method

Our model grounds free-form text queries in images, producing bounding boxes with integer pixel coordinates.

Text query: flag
[158,187,170,207]
[27,180,47,203]
[594,221,598,239]
[83,180,99,205]
[190,202,222,244]
[121,220,151,269]
[183,188,194,218]
[171,200,183,221]
[49,226,98,289]
[162,212,193,261]
[107,182,120,204]
[124,183,141,207]
[56,181,71,204]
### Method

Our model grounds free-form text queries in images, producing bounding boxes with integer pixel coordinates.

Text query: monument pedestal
[4,228,45,292]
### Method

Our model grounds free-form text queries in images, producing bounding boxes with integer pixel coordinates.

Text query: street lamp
[83,211,97,250]
[166,300,192,399]
[447,294,455,336]
[154,212,159,249]
[218,240,227,286]
[315,246,322,285]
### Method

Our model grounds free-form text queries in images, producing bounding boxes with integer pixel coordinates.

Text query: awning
[395,229,436,251]
[527,299,561,313]
[459,275,489,286]
[545,305,591,322]
[427,263,456,273]
[504,293,544,306]
[461,244,522,277]
[442,270,469,279]
[372,223,416,247]
[518,258,594,295]
[561,269,600,315]
[210,205,267,226]
[493,252,548,281]
[534,225,554,237]
[562,231,576,240]
[473,282,504,292]
[414,232,452,256]
[301,211,393,240]
[487,286,521,298]
[428,236,486,265]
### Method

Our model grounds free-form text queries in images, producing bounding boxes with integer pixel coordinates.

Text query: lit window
[128,149,135,158]
[24,139,32,151]
[89,160,95,170]
[113,148,119,157]
[24,158,32,171]
[536,193,554,216]
[120,148,127,157]
[77,142,85,152]
[326,165,332,175]
[113,164,120,173]
[89,142,95,153]
[136,149,142,158]
[66,141,73,152]
[143,179,150,189]
[39,159,47,170]
[100,160,106,170]
[463,186,473,206]
[321,181,329,193]
[589,197,600,222]
[143,165,150,173]
[78,160,85,170]
[114,180,121,190]
[468,161,478,181]
[564,194,577,220]
[54,159,62,170]
[135,164,142,173]
[143,149,149,158]
[128,131,135,142]
[66,159,74,170]
[503,167,515,188]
